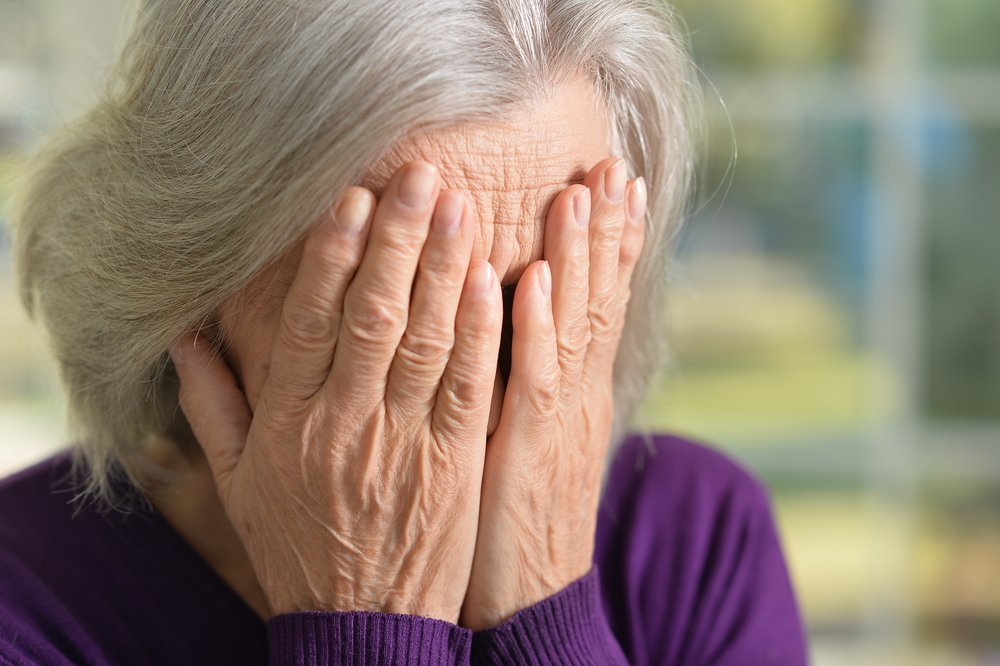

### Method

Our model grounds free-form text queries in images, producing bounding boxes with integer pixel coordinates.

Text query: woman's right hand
[169,161,502,623]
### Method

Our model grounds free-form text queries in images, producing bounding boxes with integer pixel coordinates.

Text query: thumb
[169,331,251,498]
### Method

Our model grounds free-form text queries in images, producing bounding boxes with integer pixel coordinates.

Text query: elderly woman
[0,1,807,664]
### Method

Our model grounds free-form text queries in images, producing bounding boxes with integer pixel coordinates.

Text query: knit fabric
[0,433,808,665]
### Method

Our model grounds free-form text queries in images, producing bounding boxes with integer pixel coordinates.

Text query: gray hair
[11,0,700,512]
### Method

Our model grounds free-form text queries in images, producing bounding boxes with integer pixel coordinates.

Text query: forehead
[362,75,611,195]
[360,75,612,281]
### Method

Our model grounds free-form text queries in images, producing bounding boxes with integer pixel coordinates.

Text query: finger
[618,176,647,296]
[330,162,440,410]
[543,183,591,398]
[582,158,628,369]
[170,331,251,498]
[488,260,558,455]
[386,190,476,421]
[586,176,648,387]
[432,259,503,447]
[266,187,374,403]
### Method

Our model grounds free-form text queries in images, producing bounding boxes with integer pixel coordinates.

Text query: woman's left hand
[460,158,648,630]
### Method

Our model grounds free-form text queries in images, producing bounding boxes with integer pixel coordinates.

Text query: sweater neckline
[141,500,267,626]
[77,455,270,630]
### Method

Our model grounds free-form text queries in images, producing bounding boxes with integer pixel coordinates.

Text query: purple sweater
[0,433,807,665]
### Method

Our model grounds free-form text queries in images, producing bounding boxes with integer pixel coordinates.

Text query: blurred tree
[672,0,865,68]
[926,0,1000,66]
[924,127,1000,420]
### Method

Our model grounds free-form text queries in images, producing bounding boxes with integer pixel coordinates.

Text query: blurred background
[0,1,997,664]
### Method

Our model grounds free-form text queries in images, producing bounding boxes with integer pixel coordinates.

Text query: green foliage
[926,0,1000,66]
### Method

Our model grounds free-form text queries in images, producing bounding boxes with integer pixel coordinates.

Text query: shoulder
[606,431,772,511]
[0,451,267,665]
[0,451,107,664]
[0,450,126,571]
[598,432,777,558]
[0,452,158,665]
[0,450,89,569]
[596,432,778,599]
[0,452,92,664]
[595,432,808,666]
[1,450,78,519]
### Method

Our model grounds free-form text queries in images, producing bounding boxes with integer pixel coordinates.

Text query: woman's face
[219,74,612,430]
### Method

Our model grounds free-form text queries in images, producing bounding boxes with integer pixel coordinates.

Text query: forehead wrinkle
[430,132,591,187]
[478,179,570,228]
[360,96,600,202]
[374,142,588,222]
[350,73,610,281]
[361,139,591,197]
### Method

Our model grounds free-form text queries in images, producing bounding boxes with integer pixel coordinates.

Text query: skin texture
[162,75,648,626]
[221,76,613,430]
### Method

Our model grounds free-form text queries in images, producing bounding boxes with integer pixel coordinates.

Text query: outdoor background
[1,1,997,664]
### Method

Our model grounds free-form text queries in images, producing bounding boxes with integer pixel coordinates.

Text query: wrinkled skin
[167,74,648,626]
[460,155,646,630]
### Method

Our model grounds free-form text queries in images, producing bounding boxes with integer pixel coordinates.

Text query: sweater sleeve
[469,566,627,666]
[266,610,472,665]
[594,434,809,665]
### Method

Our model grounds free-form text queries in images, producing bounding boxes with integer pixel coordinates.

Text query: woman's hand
[460,158,647,630]
[170,161,502,623]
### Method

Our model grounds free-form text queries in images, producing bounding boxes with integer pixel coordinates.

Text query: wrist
[460,559,592,630]
[469,566,627,665]
[269,588,462,625]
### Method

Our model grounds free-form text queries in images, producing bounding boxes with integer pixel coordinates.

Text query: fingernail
[573,188,591,228]
[604,159,626,203]
[538,261,551,299]
[626,177,647,224]
[397,162,437,209]
[433,192,463,236]
[335,190,373,235]
[473,260,495,293]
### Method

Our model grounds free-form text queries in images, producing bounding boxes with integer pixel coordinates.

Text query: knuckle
[380,227,427,260]
[440,369,485,413]
[588,313,617,345]
[344,294,406,349]
[396,330,452,371]
[282,301,335,347]
[524,369,560,414]
[588,290,619,340]
[594,227,622,255]
[557,343,587,379]
[557,337,587,369]
[557,317,591,371]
